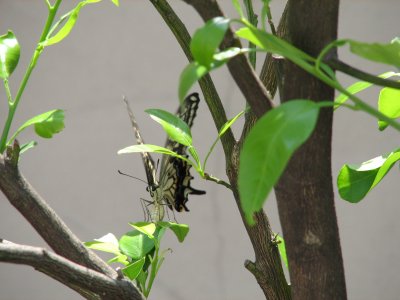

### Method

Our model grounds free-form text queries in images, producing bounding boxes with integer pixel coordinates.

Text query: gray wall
[1,1,399,299]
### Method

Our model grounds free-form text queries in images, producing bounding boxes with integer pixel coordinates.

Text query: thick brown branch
[276,0,347,299]
[0,144,115,277]
[0,240,144,300]
[182,0,274,118]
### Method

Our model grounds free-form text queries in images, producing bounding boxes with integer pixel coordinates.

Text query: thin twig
[203,173,232,190]
[327,58,400,89]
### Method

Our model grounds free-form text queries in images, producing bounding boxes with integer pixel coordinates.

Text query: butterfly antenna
[117,170,148,185]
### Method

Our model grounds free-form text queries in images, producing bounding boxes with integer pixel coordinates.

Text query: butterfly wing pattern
[125,93,205,221]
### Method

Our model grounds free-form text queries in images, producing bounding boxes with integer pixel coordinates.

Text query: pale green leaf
[337,150,400,203]
[122,257,146,280]
[378,87,400,130]
[41,0,102,47]
[0,30,20,79]
[146,109,192,146]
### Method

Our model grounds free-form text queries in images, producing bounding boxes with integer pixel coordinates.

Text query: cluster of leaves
[0,0,119,155]
[120,1,400,224]
[85,221,189,298]
[175,1,400,223]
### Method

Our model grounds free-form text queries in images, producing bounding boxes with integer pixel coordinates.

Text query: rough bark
[275,0,347,299]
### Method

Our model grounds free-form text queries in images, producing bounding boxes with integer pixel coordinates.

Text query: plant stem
[3,79,12,105]
[0,0,63,153]
[243,0,257,68]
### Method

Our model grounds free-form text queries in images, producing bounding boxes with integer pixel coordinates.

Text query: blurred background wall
[0,1,399,299]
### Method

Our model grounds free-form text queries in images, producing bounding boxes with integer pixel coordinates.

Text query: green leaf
[157,222,189,243]
[334,71,399,109]
[145,109,192,146]
[235,26,313,63]
[231,0,245,18]
[108,254,129,265]
[41,0,102,47]
[275,234,288,269]
[118,144,192,165]
[378,87,400,130]
[0,30,20,79]
[203,109,245,171]
[348,39,400,68]
[84,233,121,255]
[8,109,65,145]
[119,230,155,260]
[337,150,400,203]
[19,141,38,155]
[190,17,230,68]
[179,62,209,102]
[219,110,245,137]
[212,47,245,62]
[122,257,146,280]
[239,100,319,224]
[129,222,157,240]
[34,109,65,138]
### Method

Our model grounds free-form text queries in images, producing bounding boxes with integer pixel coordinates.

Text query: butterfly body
[125,93,205,222]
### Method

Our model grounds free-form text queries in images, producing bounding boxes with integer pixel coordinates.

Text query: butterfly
[124,93,206,222]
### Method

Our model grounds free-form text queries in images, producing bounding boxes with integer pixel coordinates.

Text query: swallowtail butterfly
[125,93,206,221]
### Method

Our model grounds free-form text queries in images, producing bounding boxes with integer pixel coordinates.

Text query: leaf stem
[3,79,12,105]
[203,173,232,190]
[243,0,257,68]
[0,0,63,153]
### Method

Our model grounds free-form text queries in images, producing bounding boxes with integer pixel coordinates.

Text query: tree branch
[275,0,347,298]
[326,58,400,89]
[0,142,115,277]
[181,0,274,118]
[175,2,291,298]
[0,240,144,300]
[148,0,235,159]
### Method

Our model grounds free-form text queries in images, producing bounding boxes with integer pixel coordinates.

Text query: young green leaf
[19,141,38,155]
[179,62,208,102]
[145,109,192,146]
[108,254,129,265]
[122,257,146,280]
[34,110,65,138]
[129,222,157,239]
[119,230,155,260]
[239,100,319,224]
[212,47,245,62]
[84,233,121,255]
[190,17,230,68]
[110,0,119,6]
[231,0,245,18]
[334,71,399,109]
[0,30,20,79]
[8,109,65,145]
[348,39,400,68]
[337,150,400,203]
[41,0,102,47]
[158,222,189,243]
[378,87,400,130]
[235,26,313,63]
[118,144,192,165]
[203,109,245,171]
[275,234,288,269]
